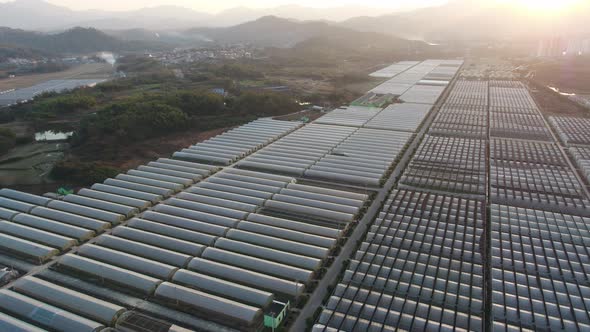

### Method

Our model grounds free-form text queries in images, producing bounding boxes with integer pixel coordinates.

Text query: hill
[0,0,395,30]
[0,27,168,54]
[187,16,401,48]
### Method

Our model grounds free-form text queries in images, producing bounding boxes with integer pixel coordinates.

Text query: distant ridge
[0,27,167,53]
[0,0,394,30]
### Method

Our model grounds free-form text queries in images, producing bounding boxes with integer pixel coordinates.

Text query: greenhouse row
[314,189,484,331]
[490,112,553,141]
[0,170,368,330]
[492,139,568,167]
[237,122,417,187]
[491,204,590,329]
[430,80,488,139]
[237,123,357,176]
[314,65,590,331]
[0,114,380,331]
[444,80,488,107]
[489,83,538,110]
[430,105,487,138]
[314,103,433,133]
[314,106,382,127]
[490,139,590,215]
[173,119,302,165]
[306,129,413,187]
[400,75,489,197]
[370,60,462,96]
[0,188,129,265]
[364,103,432,132]
[398,84,447,105]
[570,146,590,184]
[369,61,420,78]
[400,135,487,196]
[550,116,590,146]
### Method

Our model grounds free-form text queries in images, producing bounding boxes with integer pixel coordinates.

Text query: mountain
[186,16,378,48]
[340,0,590,41]
[207,5,388,27]
[0,0,213,30]
[0,0,79,30]
[0,0,395,30]
[0,27,167,53]
[0,17,420,53]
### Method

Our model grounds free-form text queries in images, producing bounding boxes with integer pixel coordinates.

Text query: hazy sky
[4,0,448,12]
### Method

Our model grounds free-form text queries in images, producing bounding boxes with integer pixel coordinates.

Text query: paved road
[289,77,460,331]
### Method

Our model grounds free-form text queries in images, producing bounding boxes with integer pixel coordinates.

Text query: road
[289,75,460,332]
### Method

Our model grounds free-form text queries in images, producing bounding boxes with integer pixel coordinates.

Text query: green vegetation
[50,160,120,185]
[7,93,97,122]
[1,50,383,189]
[81,100,189,140]
[0,128,16,154]
[36,94,97,115]
[75,89,300,144]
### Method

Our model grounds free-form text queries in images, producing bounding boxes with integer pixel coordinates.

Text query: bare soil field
[529,82,590,118]
[530,57,590,94]
[529,80,590,118]
[0,63,114,91]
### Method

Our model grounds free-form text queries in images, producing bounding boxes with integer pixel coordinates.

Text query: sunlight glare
[509,0,583,14]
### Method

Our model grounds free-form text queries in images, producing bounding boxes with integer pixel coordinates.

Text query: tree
[233,91,301,116]
[0,128,16,155]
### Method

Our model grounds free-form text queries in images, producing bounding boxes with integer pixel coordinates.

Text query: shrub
[0,128,16,154]
[50,160,120,185]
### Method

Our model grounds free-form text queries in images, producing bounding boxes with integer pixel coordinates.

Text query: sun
[511,0,583,13]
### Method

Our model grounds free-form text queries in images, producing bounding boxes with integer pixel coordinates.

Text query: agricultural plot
[370,60,462,96]
[237,124,356,176]
[444,80,488,107]
[570,146,590,185]
[314,190,485,331]
[313,69,590,331]
[314,106,382,128]
[307,129,413,187]
[490,112,553,141]
[0,116,377,331]
[490,204,590,330]
[550,116,590,146]
[490,84,538,110]
[491,139,589,215]
[369,61,420,78]
[398,85,446,105]
[400,135,487,196]
[174,119,302,165]
[364,103,432,132]
[0,168,368,331]
[430,105,488,138]
[490,106,539,115]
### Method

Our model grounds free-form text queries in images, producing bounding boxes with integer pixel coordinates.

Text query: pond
[35,131,73,142]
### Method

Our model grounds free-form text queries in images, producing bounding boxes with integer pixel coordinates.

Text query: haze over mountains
[0,0,589,54]
[0,16,419,53]
[341,0,590,40]
[0,0,398,30]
